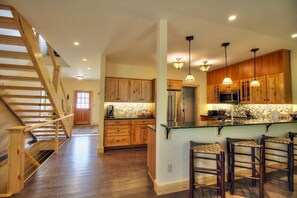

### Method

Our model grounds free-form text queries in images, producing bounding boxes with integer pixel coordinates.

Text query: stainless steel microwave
[219,90,240,104]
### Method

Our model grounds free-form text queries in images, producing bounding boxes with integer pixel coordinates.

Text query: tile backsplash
[104,103,153,118]
[208,104,294,120]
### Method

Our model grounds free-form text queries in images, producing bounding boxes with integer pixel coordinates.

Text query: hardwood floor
[12,136,297,198]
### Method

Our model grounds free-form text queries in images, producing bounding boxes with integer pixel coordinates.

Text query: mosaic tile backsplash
[209,104,294,120]
[104,103,153,118]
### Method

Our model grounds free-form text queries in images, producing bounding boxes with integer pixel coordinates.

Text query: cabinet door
[105,78,118,102]
[118,79,131,102]
[131,79,142,102]
[142,126,148,144]
[207,85,214,103]
[240,79,252,103]
[213,84,220,103]
[131,125,144,145]
[141,80,153,102]
[251,76,267,104]
[266,73,284,104]
[167,80,183,90]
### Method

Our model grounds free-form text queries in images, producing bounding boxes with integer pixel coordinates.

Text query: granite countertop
[161,118,297,130]
[105,117,155,120]
[147,125,156,130]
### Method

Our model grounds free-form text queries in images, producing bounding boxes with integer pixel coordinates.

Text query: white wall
[62,78,100,125]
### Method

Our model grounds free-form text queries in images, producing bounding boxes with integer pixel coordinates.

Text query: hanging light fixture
[221,42,233,85]
[250,48,260,87]
[185,36,195,83]
[172,58,185,69]
[199,61,212,72]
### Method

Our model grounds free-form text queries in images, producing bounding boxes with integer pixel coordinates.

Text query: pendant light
[172,58,185,69]
[250,48,260,87]
[199,61,212,72]
[221,42,233,85]
[185,36,195,83]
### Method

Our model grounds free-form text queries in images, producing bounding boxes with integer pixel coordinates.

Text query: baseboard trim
[97,146,104,154]
[154,162,290,195]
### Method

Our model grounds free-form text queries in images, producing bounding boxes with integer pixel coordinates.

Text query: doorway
[74,91,91,125]
[182,87,196,122]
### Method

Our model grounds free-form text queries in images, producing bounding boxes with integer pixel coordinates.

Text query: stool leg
[216,154,220,196]
[230,144,235,195]
[288,143,294,192]
[189,149,194,198]
[259,146,264,198]
[227,138,231,183]
[261,137,266,183]
[220,151,225,198]
[251,147,256,187]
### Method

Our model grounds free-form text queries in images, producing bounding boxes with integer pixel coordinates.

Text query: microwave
[219,90,240,104]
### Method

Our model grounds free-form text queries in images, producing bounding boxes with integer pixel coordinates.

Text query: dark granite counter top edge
[105,117,155,120]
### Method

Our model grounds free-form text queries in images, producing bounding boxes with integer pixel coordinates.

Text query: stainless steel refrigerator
[167,91,182,122]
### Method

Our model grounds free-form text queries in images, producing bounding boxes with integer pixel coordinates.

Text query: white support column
[98,55,106,154]
[155,20,168,183]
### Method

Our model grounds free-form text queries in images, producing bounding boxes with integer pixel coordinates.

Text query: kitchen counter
[161,119,297,138]
[104,117,155,120]
[147,125,156,130]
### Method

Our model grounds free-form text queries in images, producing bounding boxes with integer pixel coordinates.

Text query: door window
[76,92,90,109]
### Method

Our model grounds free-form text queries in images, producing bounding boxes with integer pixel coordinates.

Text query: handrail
[24,114,74,132]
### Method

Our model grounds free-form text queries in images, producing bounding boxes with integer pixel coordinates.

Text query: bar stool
[189,141,225,198]
[289,132,297,164]
[261,135,294,191]
[226,138,264,198]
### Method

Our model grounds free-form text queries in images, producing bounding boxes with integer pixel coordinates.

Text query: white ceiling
[2,0,297,80]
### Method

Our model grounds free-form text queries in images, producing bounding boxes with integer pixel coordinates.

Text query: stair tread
[0,63,35,71]
[20,115,56,118]
[0,16,18,30]
[0,75,39,81]
[8,102,51,106]
[0,85,44,90]
[0,35,24,46]
[14,109,54,112]
[0,50,30,60]
[2,94,48,99]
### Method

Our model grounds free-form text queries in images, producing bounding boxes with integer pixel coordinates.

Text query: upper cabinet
[207,49,292,104]
[131,79,153,103]
[105,77,153,103]
[105,78,131,102]
[167,79,183,91]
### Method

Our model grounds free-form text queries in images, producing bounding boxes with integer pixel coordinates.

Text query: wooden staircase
[0,5,72,139]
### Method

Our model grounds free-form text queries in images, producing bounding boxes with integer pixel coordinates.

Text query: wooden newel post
[55,121,59,154]
[7,126,26,195]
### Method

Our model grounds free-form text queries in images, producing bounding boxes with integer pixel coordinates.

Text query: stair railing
[0,114,73,197]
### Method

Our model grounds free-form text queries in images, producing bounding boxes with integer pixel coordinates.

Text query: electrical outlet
[167,164,172,173]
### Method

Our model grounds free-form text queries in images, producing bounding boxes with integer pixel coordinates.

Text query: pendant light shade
[199,61,212,72]
[172,58,185,69]
[221,42,233,85]
[250,48,260,87]
[185,36,195,83]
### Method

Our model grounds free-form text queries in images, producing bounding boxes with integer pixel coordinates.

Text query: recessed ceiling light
[82,58,87,61]
[291,34,297,38]
[87,67,91,70]
[228,15,236,21]
[76,75,84,80]
[73,41,80,46]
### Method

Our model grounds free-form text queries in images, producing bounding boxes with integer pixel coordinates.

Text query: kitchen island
[154,118,297,195]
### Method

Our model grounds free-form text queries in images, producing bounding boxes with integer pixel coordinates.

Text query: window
[76,92,90,109]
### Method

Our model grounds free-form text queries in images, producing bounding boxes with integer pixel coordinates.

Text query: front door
[74,91,91,125]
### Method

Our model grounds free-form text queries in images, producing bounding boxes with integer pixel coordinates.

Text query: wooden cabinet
[104,120,131,147]
[105,78,131,102]
[251,76,267,104]
[131,80,153,103]
[220,81,239,92]
[147,126,156,180]
[131,119,155,145]
[266,73,285,104]
[240,78,252,104]
[207,84,220,103]
[167,79,183,90]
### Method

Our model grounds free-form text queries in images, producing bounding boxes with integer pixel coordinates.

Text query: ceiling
[2,0,297,80]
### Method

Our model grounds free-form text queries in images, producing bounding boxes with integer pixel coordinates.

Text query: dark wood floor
[12,135,297,198]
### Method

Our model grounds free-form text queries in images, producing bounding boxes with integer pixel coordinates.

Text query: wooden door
[74,91,91,125]
[131,79,142,102]
[251,76,267,104]
[118,79,131,102]
[105,78,118,102]
[266,73,284,104]
[141,80,153,102]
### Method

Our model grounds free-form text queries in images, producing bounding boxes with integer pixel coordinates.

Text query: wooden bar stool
[289,132,297,164]
[226,138,264,198]
[261,135,294,191]
[189,141,225,198]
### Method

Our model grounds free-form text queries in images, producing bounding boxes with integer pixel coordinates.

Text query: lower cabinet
[104,119,155,148]
[147,126,156,180]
